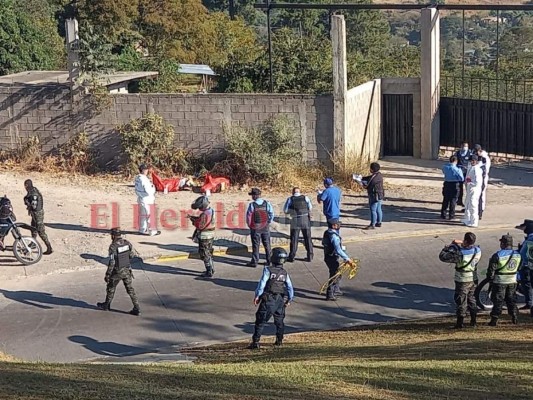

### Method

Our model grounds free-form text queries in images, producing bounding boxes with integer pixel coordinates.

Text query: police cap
[248,188,261,196]
[111,227,122,236]
[327,218,340,227]
[499,234,513,246]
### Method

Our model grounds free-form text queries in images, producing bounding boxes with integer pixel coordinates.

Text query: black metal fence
[440,97,533,157]
[442,75,533,104]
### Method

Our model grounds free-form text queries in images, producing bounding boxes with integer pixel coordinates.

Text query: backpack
[0,196,14,220]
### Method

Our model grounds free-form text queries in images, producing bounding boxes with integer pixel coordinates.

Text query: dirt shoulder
[0,158,531,280]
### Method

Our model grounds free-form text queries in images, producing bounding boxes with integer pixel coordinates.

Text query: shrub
[118,113,190,176]
[330,149,370,190]
[221,115,302,183]
[58,132,98,174]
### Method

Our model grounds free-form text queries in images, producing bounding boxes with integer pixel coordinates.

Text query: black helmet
[271,247,288,265]
[110,227,121,237]
[191,195,209,210]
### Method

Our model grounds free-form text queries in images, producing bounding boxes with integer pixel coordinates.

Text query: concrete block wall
[0,86,334,169]
[345,80,381,162]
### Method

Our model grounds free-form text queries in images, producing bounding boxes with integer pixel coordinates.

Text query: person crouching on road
[462,155,483,228]
[441,156,464,220]
[250,247,294,349]
[97,228,141,316]
[135,164,161,236]
[487,234,521,326]
[284,187,313,262]
[246,188,274,268]
[190,195,216,278]
[322,218,352,301]
[439,232,481,328]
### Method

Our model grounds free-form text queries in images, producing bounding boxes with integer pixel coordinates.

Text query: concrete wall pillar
[331,15,347,165]
[420,7,440,159]
[65,18,80,86]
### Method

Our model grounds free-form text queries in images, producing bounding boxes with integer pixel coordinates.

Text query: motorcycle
[0,214,42,266]
[474,270,525,311]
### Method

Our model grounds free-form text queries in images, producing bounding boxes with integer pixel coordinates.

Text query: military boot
[44,246,53,255]
[453,316,465,329]
[488,317,498,326]
[97,302,110,311]
[470,313,477,327]
[248,342,260,350]
[274,337,283,347]
[129,308,141,316]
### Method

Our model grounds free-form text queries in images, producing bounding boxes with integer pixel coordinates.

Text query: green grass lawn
[1,316,532,399]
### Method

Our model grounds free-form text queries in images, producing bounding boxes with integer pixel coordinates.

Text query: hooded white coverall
[462,163,484,227]
[135,173,157,234]
[479,150,491,213]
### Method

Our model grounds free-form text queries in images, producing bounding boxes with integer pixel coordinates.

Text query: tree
[0,0,65,75]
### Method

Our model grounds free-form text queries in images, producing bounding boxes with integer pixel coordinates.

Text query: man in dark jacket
[360,162,385,230]
[23,179,52,254]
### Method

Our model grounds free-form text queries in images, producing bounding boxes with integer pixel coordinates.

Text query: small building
[178,64,217,93]
[0,71,159,93]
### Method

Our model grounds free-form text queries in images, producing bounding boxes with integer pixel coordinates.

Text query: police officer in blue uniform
[322,218,352,301]
[250,247,294,349]
[487,234,521,326]
[455,141,472,207]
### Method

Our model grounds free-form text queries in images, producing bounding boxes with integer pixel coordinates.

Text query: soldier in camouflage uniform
[23,179,52,255]
[97,228,141,316]
[189,195,215,278]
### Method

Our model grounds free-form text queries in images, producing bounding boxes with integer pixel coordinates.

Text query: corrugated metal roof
[178,64,216,76]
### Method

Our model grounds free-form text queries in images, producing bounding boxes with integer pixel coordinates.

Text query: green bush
[58,132,98,174]
[220,115,302,183]
[118,113,190,176]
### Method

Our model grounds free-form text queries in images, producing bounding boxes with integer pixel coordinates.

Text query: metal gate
[382,94,414,156]
[440,97,533,157]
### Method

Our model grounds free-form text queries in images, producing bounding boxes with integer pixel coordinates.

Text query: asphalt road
[0,228,523,363]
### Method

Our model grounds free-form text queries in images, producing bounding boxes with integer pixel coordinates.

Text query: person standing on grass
[455,140,472,208]
[487,235,521,326]
[439,232,481,329]
[440,156,464,220]
[284,187,313,263]
[317,177,341,227]
[360,162,385,230]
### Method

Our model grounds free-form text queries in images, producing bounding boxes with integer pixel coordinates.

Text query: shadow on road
[0,289,97,310]
[69,335,149,357]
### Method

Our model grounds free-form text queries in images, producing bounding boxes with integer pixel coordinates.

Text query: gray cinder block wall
[0,85,334,169]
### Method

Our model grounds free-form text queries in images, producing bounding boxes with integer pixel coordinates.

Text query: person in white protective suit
[135,164,161,236]
[473,144,491,220]
[462,155,484,228]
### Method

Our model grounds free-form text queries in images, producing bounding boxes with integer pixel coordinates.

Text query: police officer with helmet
[189,195,216,278]
[250,247,294,349]
[486,234,521,326]
[322,218,352,301]
[97,227,141,316]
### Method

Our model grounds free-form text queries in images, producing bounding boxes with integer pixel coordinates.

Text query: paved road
[0,228,524,363]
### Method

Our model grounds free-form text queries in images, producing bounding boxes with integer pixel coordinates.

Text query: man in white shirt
[135,164,161,236]
[473,144,491,219]
[461,155,484,228]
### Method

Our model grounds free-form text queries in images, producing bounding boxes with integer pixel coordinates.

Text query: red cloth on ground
[201,173,230,193]
[151,172,181,192]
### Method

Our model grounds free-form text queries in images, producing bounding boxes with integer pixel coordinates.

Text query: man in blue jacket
[317,177,341,228]
[441,155,464,220]
[455,141,472,207]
